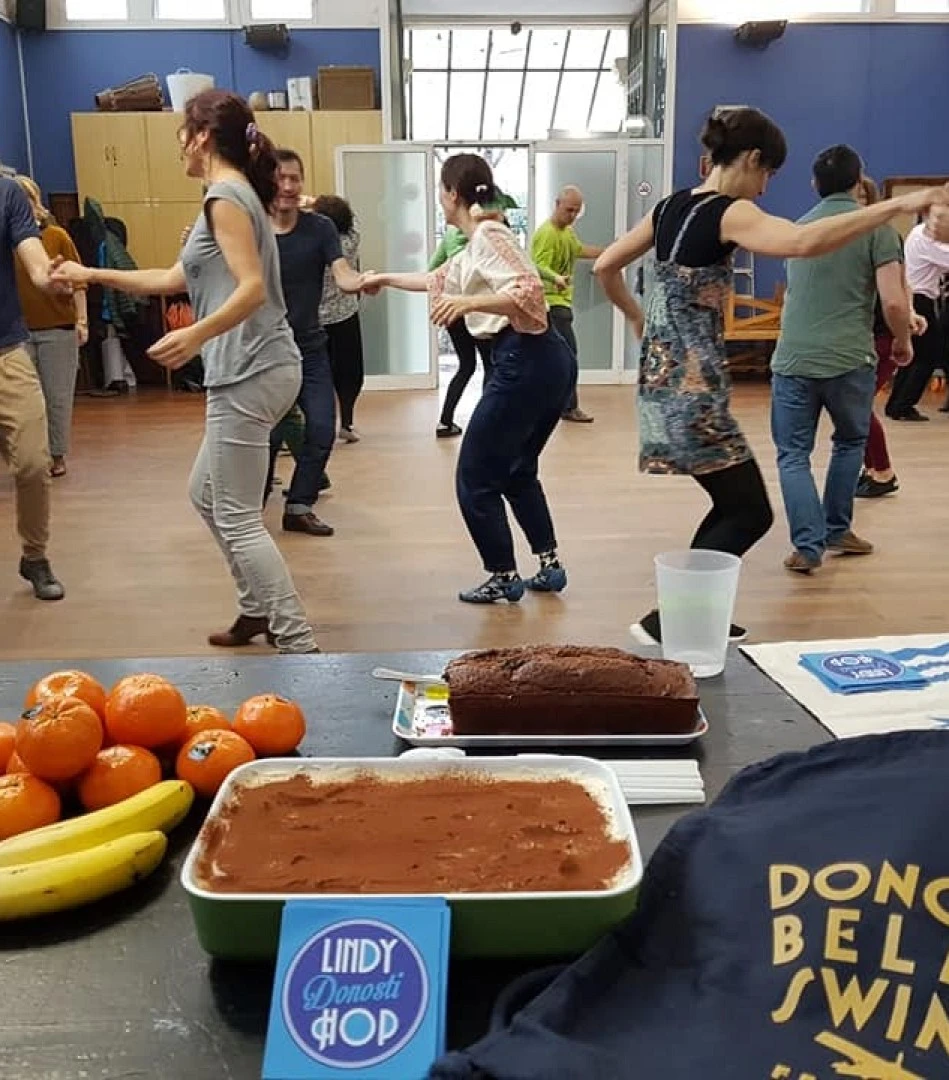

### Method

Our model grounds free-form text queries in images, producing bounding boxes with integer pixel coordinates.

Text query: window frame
[154,0,228,23]
[405,23,632,143]
[49,0,327,29]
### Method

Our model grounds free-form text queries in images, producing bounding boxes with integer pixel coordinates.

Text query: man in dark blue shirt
[0,177,67,600]
[267,149,363,537]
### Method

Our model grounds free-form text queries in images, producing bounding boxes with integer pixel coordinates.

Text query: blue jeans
[273,347,336,511]
[456,326,575,572]
[770,366,875,561]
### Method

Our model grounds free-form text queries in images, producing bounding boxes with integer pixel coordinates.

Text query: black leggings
[442,317,494,426]
[691,457,774,557]
[886,294,944,416]
[325,313,364,430]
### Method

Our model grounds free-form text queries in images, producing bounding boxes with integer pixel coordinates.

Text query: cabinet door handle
[111,145,117,166]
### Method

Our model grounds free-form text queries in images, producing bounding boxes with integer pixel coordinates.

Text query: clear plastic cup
[654,550,741,678]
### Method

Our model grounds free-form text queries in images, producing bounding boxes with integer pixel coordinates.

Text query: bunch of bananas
[0,779,194,920]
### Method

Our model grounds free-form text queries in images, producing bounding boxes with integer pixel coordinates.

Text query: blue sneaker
[458,573,525,604]
[524,565,567,593]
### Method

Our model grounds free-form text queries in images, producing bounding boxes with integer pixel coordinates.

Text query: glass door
[530,141,627,380]
[336,145,437,389]
[624,139,665,375]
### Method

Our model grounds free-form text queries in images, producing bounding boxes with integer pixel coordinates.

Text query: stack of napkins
[263,898,451,1080]
[799,649,928,695]
[604,759,705,805]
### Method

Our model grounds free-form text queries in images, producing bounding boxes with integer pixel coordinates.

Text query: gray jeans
[189,364,317,653]
[26,328,79,459]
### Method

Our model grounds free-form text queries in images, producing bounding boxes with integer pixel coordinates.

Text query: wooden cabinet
[151,201,202,268]
[72,113,150,204]
[253,111,312,165]
[71,110,383,270]
[143,113,203,203]
[311,111,384,197]
[101,202,155,268]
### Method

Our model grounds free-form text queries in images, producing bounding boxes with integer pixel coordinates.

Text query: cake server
[372,666,446,684]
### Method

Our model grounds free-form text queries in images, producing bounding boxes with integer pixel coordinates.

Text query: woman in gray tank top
[52,90,317,653]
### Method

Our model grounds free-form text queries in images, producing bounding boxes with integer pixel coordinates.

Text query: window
[249,0,312,19]
[65,0,127,18]
[895,0,949,9]
[156,0,224,18]
[405,25,629,142]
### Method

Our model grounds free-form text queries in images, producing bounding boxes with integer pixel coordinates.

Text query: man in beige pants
[1,176,65,600]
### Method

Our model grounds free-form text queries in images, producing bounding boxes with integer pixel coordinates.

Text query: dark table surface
[0,650,828,1079]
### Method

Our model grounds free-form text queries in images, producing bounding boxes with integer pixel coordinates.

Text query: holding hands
[898,183,949,220]
[50,259,93,290]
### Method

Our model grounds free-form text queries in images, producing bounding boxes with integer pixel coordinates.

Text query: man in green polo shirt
[770,145,911,574]
[531,186,604,423]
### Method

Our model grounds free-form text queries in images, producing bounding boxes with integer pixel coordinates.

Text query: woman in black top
[595,106,947,643]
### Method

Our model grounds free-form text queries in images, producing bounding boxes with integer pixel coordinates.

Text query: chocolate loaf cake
[444,645,699,736]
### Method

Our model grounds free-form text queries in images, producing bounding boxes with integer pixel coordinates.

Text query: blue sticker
[281,918,429,1070]
[819,652,904,682]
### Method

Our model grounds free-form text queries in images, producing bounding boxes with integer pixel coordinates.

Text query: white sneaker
[338,426,360,444]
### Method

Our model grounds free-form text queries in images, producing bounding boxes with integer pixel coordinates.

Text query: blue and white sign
[800,649,928,695]
[283,919,428,1069]
[264,899,450,1079]
[820,652,904,682]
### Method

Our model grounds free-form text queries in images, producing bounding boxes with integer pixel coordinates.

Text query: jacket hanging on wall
[431,730,949,1080]
[82,197,148,336]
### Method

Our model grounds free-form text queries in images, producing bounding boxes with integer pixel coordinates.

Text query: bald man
[531,186,604,423]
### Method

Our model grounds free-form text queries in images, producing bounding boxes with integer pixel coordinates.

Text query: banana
[0,829,168,921]
[0,779,193,868]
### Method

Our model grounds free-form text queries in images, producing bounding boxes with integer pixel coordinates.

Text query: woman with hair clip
[52,89,318,653]
[594,106,947,643]
[364,153,575,603]
[13,175,88,478]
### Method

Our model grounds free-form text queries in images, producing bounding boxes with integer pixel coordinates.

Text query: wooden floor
[1,380,946,661]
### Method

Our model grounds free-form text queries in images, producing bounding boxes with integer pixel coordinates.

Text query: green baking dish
[180,755,643,960]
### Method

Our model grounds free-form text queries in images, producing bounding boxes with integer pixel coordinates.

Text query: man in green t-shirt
[770,145,911,574]
[530,186,604,423]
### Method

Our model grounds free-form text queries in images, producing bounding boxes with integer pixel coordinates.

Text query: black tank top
[652,190,737,267]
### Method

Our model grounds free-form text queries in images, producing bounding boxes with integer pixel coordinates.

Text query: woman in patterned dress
[363,154,575,603]
[595,106,948,642]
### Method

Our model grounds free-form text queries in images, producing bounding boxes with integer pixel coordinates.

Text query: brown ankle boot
[208,615,276,648]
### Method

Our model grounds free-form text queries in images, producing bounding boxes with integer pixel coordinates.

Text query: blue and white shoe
[524,565,567,593]
[458,573,525,604]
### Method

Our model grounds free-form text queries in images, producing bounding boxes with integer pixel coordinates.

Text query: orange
[175,729,255,799]
[105,674,188,749]
[25,670,108,721]
[0,722,16,771]
[77,745,162,812]
[232,695,306,756]
[6,750,29,775]
[182,705,230,745]
[0,773,61,839]
[16,697,103,782]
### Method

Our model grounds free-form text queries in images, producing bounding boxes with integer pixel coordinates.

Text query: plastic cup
[654,550,741,678]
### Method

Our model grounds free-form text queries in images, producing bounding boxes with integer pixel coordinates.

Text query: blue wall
[20,28,380,193]
[674,23,949,298]
[0,21,28,173]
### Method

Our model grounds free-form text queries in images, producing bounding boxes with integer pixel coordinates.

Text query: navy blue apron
[431,731,949,1079]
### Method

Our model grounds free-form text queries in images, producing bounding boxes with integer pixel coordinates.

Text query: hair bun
[701,113,727,153]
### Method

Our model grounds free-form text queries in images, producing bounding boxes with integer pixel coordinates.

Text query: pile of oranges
[0,670,306,840]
